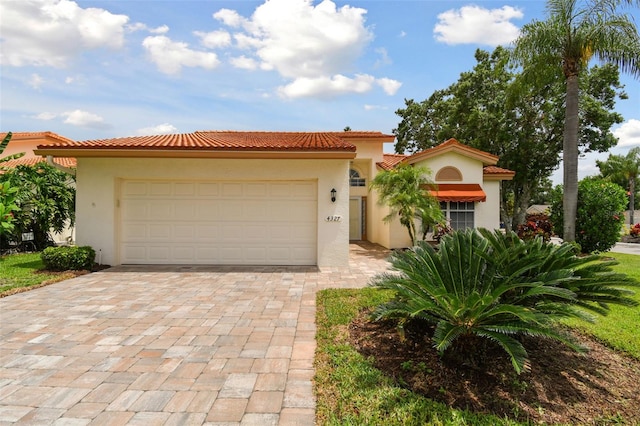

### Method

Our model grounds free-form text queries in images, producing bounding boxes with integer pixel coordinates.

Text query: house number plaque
[325,215,342,222]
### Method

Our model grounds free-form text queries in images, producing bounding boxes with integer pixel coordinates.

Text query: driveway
[0,243,390,425]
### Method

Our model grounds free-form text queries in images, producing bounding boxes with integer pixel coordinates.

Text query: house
[1,131,76,170]
[1,132,77,245]
[34,132,513,267]
[375,138,515,248]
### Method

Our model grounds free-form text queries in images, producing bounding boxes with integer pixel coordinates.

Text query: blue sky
[1,0,639,184]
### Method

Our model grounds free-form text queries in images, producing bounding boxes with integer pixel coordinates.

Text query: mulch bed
[349,310,640,424]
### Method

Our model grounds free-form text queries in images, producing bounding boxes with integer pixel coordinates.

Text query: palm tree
[597,147,640,224]
[512,0,640,242]
[369,163,442,246]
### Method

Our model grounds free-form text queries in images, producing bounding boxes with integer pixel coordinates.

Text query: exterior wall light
[331,188,337,203]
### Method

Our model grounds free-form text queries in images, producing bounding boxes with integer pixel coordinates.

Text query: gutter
[47,155,76,176]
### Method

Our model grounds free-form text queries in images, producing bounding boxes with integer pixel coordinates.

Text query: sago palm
[371,229,638,374]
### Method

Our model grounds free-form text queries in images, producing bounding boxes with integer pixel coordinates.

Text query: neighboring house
[1,132,76,245]
[372,138,515,248]
[35,132,513,267]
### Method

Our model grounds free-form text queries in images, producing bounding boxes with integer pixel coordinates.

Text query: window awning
[426,183,487,202]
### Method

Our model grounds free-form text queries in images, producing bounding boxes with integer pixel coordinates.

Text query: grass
[563,252,640,359]
[315,252,640,425]
[0,252,75,296]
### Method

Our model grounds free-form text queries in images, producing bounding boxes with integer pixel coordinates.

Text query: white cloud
[65,77,74,84]
[62,109,108,128]
[28,74,45,90]
[137,123,178,135]
[214,0,399,98]
[128,23,169,34]
[142,36,220,75]
[374,47,391,68]
[278,74,375,99]
[0,0,129,67]
[364,104,387,111]
[195,30,232,49]
[34,112,58,120]
[230,55,259,70]
[613,119,640,147]
[213,8,247,28]
[399,31,407,38]
[434,5,523,46]
[376,77,402,95]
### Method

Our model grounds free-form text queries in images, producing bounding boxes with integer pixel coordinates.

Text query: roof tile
[36,131,394,153]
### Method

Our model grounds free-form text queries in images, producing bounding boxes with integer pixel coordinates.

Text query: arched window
[350,169,366,187]
[435,166,463,181]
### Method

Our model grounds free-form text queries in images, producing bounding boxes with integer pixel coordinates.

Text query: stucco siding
[75,157,349,267]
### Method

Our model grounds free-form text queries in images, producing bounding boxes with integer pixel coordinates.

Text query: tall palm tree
[512,0,640,242]
[597,147,640,224]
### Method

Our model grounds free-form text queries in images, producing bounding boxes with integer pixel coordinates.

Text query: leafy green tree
[0,132,24,236]
[597,147,640,224]
[512,0,640,242]
[0,163,75,250]
[550,178,627,252]
[394,48,625,230]
[371,228,638,374]
[369,163,442,246]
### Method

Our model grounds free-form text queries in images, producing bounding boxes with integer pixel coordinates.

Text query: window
[350,169,366,187]
[440,201,475,230]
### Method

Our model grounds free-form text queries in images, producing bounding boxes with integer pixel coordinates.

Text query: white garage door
[120,180,317,265]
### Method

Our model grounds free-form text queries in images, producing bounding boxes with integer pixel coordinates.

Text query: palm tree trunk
[563,74,580,242]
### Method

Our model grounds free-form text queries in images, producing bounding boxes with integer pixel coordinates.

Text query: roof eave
[33,148,357,160]
[484,173,515,181]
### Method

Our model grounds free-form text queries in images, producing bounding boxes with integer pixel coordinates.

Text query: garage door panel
[149,224,171,239]
[150,182,172,196]
[121,180,317,265]
[123,181,148,196]
[175,182,196,196]
[198,182,220,196]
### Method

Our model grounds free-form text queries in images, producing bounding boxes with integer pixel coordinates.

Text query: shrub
[41,246,96,271]
[630,223,640,237]
[550,178,627,253]
[516,213,553,242]
[370,228,638,374]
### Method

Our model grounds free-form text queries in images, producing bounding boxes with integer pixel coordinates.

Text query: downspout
[46,155,76,176]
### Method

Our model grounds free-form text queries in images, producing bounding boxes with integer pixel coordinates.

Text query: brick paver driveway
[0,243,390,425]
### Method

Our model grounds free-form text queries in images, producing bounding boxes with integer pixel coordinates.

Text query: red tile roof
[483,165,515,176]
[406,138,499,165]
[377,153,407,170]
[1,157,76,169]
[1,131,75,144]
[36,131,395,153]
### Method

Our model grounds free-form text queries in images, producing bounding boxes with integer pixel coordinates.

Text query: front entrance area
[349,196,365,240]
[119,179,318,265]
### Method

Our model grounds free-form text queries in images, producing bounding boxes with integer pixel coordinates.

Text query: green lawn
[315,252,640,425]
[0,252,74,296]
[564,252,640,359]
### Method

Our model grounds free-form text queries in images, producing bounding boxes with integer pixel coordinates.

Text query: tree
[597,147,640,224]
[0,132,24,236]
[550,178,627,253]
[394,47,625,229]
[369,163,442,246]
[512,0,640,242]
[0,163,75,250]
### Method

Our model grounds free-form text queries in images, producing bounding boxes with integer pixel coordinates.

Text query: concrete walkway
[0,243,391,425]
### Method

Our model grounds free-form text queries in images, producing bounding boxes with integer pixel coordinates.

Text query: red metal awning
[427,183,486,202]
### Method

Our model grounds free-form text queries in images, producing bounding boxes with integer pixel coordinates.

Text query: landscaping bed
[350,311,640,425]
